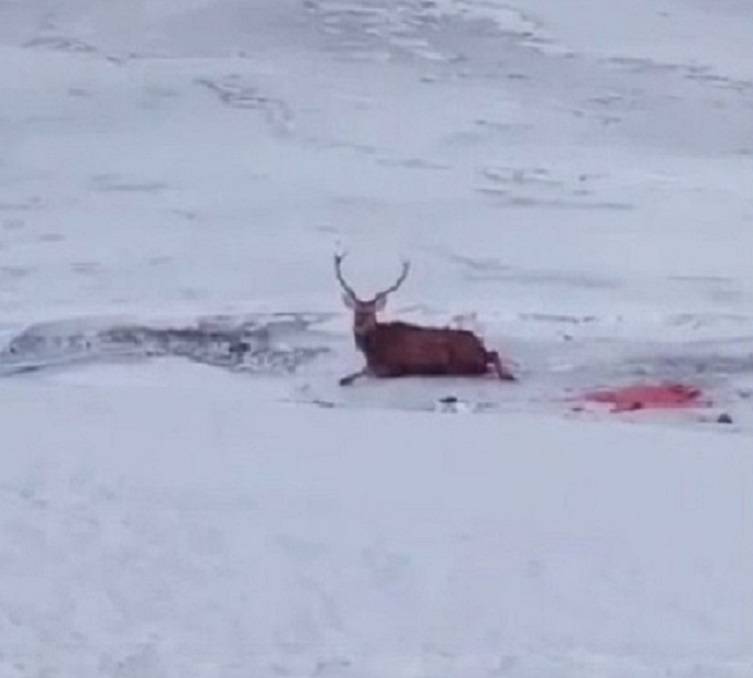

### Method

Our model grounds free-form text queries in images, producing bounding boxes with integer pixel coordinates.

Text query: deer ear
[373,294,387,311]
[342,292,356,309]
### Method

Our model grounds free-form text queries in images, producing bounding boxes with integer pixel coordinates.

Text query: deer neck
[353,317,380,352]
[353,325,372,352]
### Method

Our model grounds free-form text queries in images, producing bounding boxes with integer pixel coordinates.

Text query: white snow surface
[1,1,752,676]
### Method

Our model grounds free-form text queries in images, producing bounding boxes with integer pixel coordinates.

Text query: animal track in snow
[195,76,294,135]
[476,166,633,211]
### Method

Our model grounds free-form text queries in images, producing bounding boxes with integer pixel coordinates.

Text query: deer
[334,253,516,386]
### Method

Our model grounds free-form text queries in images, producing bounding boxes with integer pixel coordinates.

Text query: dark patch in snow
[38,232,65,242]
[628,351,753,378]
[480,194,634,211]
[91,174,169,193]
[477,166,633,211]
[195,76,294,135]
[0,198,42,212]
[0,313,334,377]
[70,261,101,276]
[445,253,616,290]
[376,157,450,170]
[518,313,598,325]
[1,265,33,279]
[23,35,96,53]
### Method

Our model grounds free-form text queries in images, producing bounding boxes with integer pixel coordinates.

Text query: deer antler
[374,260,410,300]
[334,252,359,301]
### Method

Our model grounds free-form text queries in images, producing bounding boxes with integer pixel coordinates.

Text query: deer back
[360,322,488,376]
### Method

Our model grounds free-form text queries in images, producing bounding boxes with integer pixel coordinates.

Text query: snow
[1,0,752,676]
[2,366,752,677]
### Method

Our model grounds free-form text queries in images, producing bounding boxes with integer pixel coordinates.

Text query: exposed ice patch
[0,314,333,377]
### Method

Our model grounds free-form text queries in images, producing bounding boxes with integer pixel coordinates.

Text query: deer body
[335,254,515,385]
[357,322,490,377]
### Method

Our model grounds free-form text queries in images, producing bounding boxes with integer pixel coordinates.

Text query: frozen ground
[1,1,752,676]
[2,372,752,677]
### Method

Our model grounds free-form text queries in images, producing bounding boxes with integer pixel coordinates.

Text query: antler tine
[375,260,410,299]
[334,252,358,300]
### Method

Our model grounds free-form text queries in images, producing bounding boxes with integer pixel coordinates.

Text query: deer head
[334,253,410,337]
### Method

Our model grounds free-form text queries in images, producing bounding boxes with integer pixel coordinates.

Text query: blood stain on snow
[581,382,707,413]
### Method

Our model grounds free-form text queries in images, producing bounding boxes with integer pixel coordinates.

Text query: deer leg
[487,351,516,381]
[339,367,370,386]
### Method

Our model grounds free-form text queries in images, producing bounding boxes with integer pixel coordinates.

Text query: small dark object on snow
[312,399,336,409]
[717,412,734,424]
[438,395,458,404]
[228,341,250,357]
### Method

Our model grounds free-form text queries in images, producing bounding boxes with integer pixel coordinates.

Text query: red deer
[334,253,516,386]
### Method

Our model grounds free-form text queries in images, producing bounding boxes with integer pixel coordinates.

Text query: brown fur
[360,322,487,376]
[341,321,515,385]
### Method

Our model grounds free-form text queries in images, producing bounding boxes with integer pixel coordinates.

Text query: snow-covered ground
[1,1,752,676]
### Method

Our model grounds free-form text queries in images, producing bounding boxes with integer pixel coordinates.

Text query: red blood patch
[583,383,705,413]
